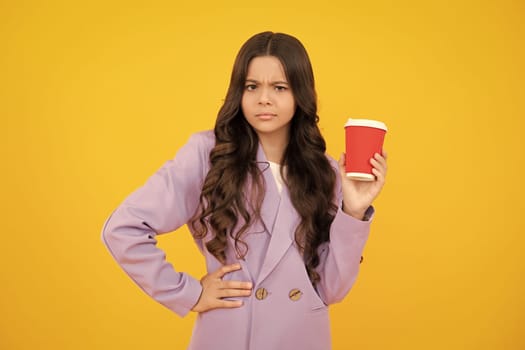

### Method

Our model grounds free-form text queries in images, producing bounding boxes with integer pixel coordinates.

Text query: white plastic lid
[345,118,387,131]
[346,172,375,181]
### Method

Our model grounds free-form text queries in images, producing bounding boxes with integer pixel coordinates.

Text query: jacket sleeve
[101,133,210,317]
[314,160,374,305]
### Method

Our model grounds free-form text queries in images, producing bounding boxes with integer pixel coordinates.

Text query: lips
[255,113,277,120]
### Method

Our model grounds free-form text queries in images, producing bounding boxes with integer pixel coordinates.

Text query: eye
[275,85,288,91]
[245,84,257,91]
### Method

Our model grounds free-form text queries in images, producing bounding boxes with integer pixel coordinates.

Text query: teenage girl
[102,31,388,350]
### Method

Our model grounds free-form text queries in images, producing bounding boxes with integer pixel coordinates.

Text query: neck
[256,128,290,164]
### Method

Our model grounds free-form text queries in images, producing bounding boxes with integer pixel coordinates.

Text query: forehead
[246,56,287,80]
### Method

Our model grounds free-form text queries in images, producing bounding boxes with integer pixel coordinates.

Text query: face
[241,56,296,141]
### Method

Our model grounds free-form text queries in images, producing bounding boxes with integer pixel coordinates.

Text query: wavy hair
[191,32,337,286]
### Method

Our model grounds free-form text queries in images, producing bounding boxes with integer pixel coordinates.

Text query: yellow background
[2,0,524,349]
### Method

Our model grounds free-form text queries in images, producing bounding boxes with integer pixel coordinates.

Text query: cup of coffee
[345,118,387,181]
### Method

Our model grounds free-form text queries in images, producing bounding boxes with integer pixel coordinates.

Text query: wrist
[342,203,367,220]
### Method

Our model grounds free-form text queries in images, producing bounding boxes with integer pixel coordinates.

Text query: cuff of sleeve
[329,206,373,267]
[332,206,374,238]
[362,206,375,221]
[339,205,375,222]
[168,274,203,317]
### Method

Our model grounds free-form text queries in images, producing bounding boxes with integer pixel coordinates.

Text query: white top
[268,161,285,195]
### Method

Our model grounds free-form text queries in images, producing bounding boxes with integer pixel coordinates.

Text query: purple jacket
[101,130,372,349]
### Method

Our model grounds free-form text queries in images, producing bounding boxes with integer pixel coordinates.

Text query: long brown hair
[191,32,337,286]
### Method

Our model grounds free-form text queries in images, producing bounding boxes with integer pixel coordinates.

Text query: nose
[258,87,272,105]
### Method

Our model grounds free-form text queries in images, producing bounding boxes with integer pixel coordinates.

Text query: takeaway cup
[345,118,387,181]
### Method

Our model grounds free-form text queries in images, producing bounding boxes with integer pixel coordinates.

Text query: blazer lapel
[256,184,300,285]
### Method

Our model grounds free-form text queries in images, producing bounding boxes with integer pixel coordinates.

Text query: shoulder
[171,130,215,176]
[185,130,216,152]
[175,130,215,159]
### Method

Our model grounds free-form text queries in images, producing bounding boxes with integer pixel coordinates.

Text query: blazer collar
[255,143,281,235]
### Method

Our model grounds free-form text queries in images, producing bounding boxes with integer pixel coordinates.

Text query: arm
[314,152,387,304]
[314,207,373,304]
[101,133,211,317]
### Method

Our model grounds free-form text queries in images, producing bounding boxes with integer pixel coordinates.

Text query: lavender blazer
[101,130,372,350]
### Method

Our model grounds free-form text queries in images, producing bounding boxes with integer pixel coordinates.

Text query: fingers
[341,151,388,182]
[216,279,252,298]
[221,280,253,290]
[217,287,252,298]
[214,263,242,278]
[216,299,244,309]
[193,264,253,313]
[370,153,387,173]
[192,295,244,313]
[370,152,388,183]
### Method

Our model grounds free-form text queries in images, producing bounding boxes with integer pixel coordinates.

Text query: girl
[101,31,387,350]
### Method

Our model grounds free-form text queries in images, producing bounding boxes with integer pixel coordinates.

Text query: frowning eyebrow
[245,79,289,85]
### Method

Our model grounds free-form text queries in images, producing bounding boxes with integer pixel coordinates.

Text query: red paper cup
[345,118,387,181]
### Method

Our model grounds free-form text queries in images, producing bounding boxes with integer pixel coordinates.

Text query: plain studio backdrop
[2,1,524,349]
